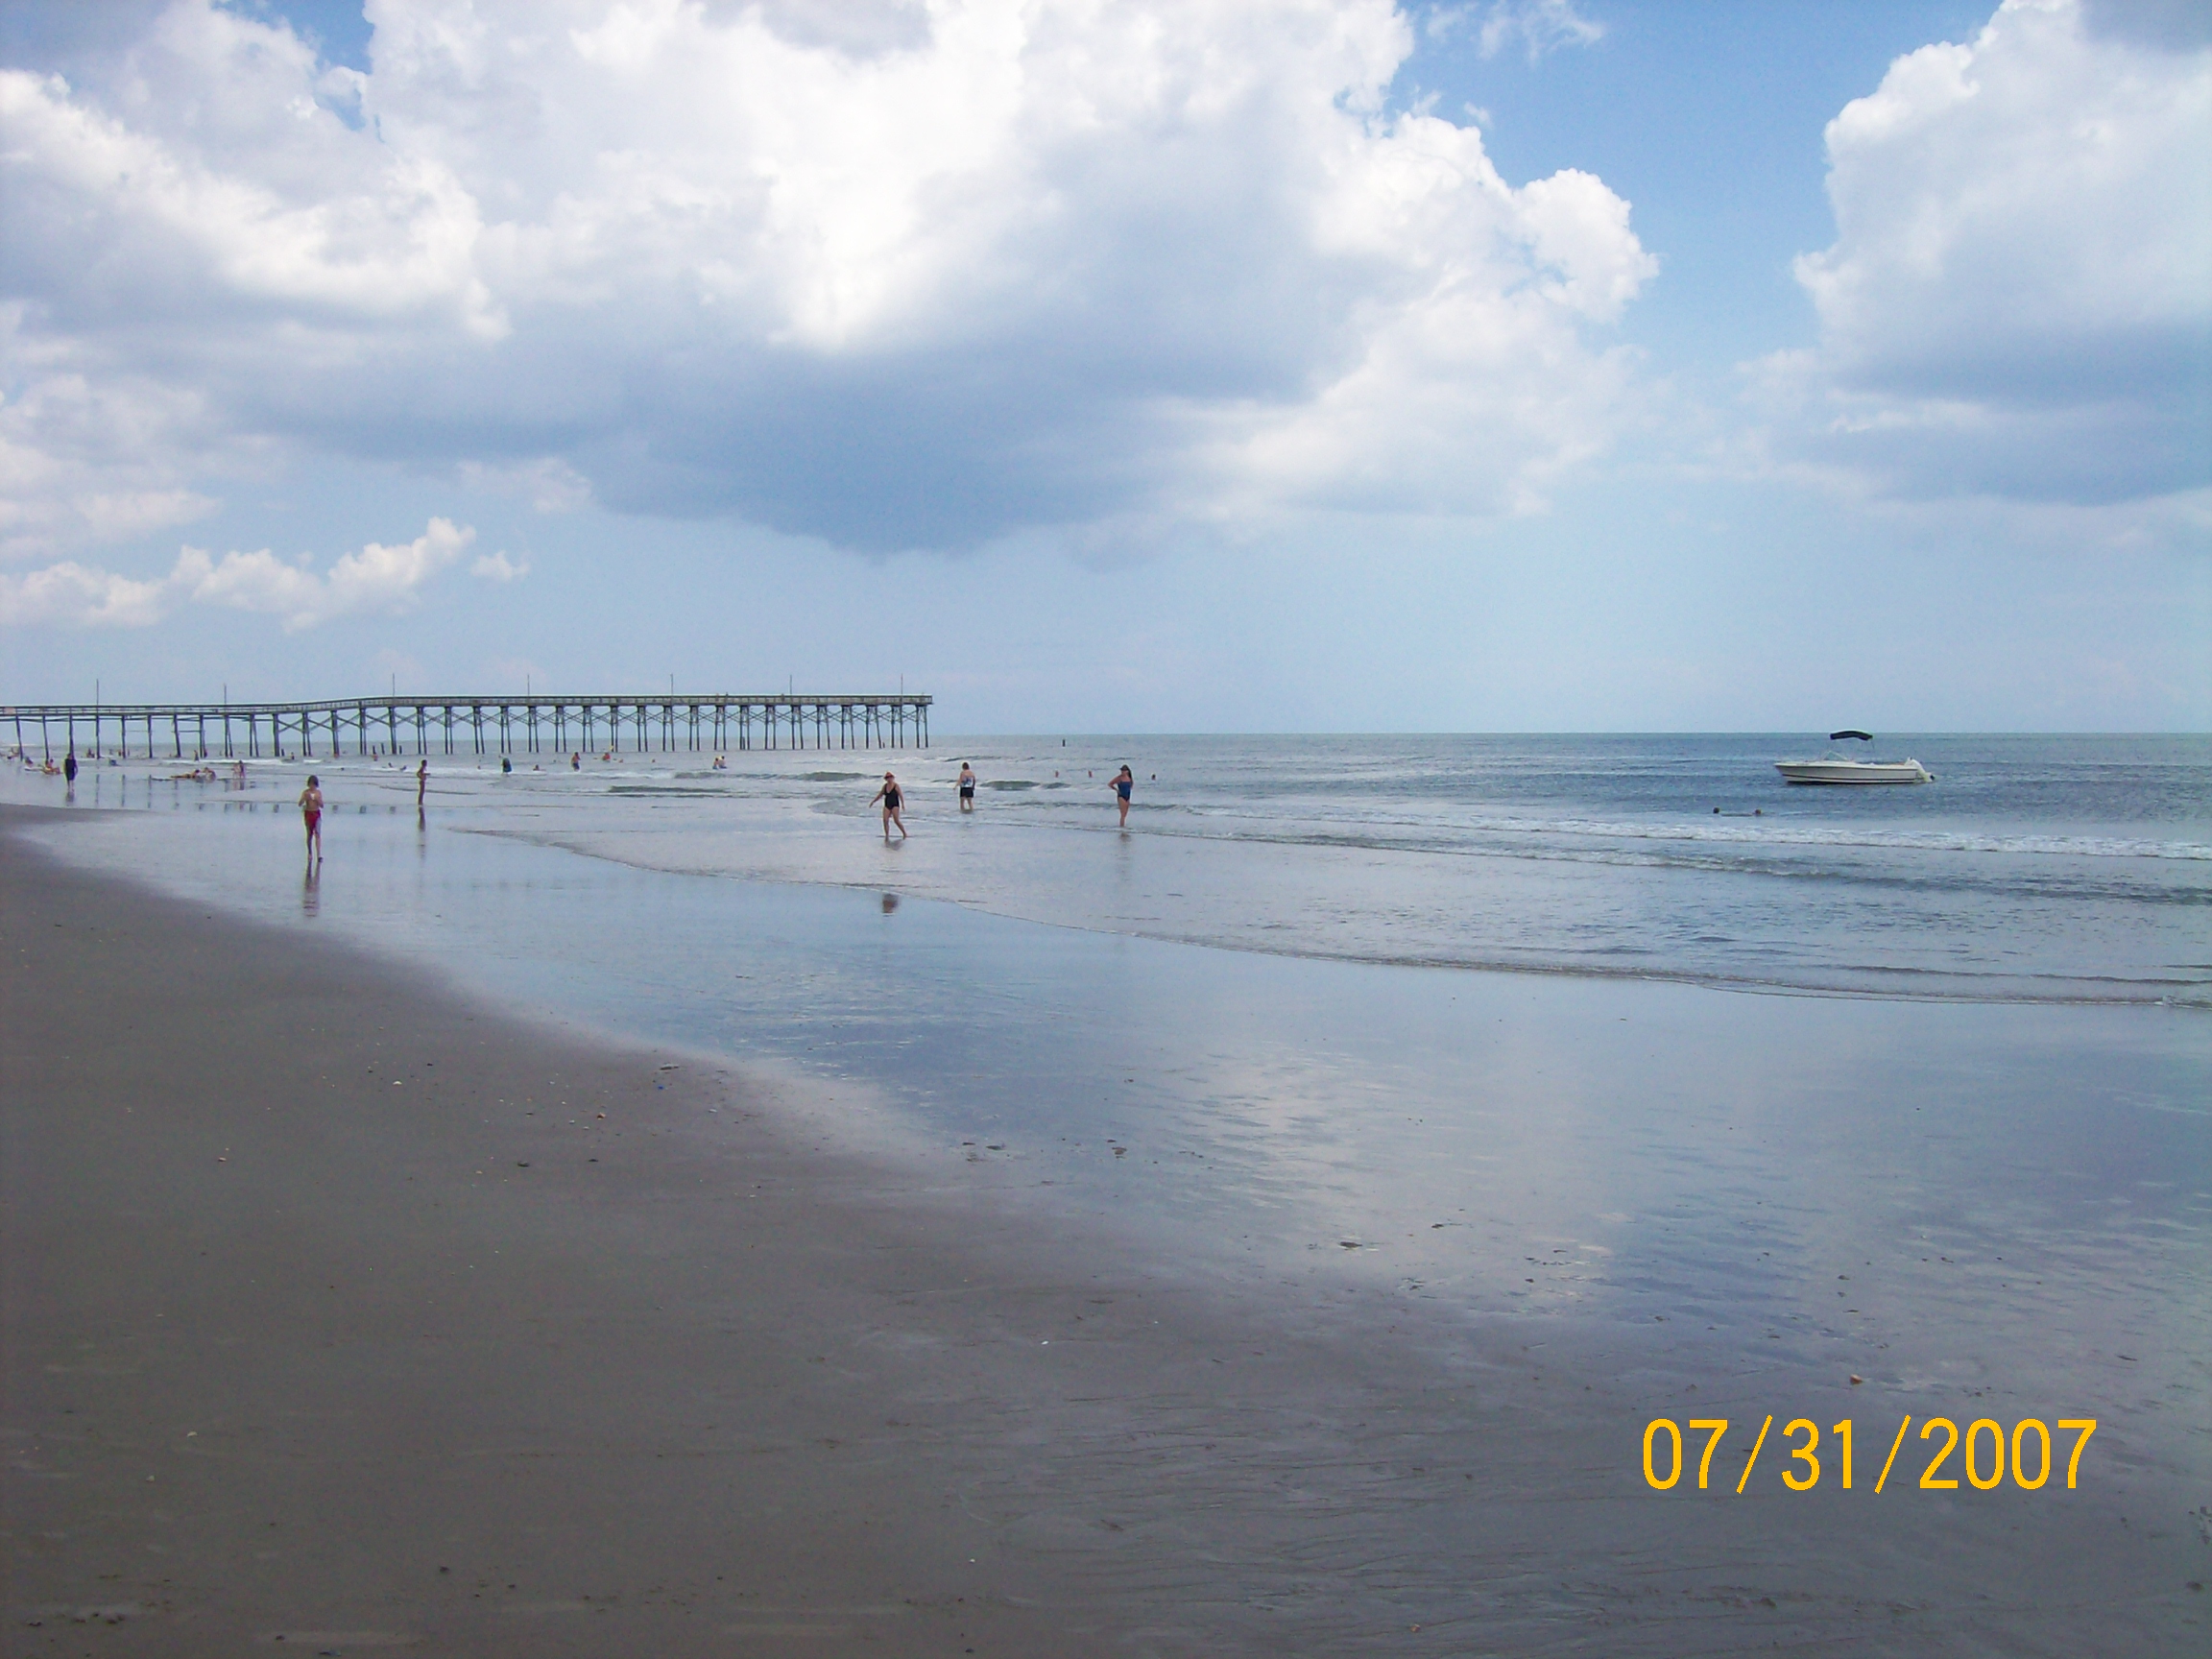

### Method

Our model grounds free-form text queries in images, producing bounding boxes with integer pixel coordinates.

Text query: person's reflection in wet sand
[301,864,320,917]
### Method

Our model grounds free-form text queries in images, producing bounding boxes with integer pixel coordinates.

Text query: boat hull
[1774,758,1932,784]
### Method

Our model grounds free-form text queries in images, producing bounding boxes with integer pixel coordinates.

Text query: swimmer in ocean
[1110,763,1134,829]
[958,761,976,812]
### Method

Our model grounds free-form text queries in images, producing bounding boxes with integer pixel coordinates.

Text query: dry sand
[3,809,2203,1656]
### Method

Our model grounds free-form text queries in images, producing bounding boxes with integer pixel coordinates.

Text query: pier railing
[5,694,931,761]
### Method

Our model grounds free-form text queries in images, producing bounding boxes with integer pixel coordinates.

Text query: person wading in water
[871,771,908,841]
[299,775,325,863]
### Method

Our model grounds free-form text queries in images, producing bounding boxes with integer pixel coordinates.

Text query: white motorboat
[1774,757,1933,784]
[1774,732,1934,784]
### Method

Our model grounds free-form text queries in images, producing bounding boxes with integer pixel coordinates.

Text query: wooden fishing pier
[5,693,931,761]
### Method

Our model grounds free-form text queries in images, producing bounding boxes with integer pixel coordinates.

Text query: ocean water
[9,732,2206,1328]
[33,731,2206,1006]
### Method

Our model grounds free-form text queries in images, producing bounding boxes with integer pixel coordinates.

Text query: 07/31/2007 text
[1642,1416,2095,1495]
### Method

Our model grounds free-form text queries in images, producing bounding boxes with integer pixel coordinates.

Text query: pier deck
[5,694,930,761]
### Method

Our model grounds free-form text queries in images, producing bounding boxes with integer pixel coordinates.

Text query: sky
[0,0,2205,732]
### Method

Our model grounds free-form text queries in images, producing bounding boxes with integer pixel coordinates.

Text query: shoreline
[13,734,2204,1012]
[4,806,2205,1654]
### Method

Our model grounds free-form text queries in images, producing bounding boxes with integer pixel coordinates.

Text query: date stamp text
[1642,1416,2096,1494]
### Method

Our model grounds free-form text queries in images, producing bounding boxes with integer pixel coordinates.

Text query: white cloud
[0,556,182,627]
[469,548,529,581]
[1422,1,1604,60]
[1479,2,1606,62]
[0,517,475,629]
[1758,0,2211,505]
[0,23,499,332]
[0,349,227,562]
[0,0,1655,554]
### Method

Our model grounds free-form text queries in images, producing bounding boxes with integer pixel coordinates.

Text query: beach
[3,745,2208,1655]
[6,0,2204,1647]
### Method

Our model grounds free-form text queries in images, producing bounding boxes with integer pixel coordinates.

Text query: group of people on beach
[284,754,1142,856]
[24,750,255,785]
[867,761,1137,840]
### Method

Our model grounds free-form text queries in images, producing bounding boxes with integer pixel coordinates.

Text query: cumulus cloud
[0,557,182,628]
[0,517,479,628]
[0,0,1654,557]
[1758,0,2211,505]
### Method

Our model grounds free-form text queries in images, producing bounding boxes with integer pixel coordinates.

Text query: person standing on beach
[416,758,428,805]
[958,761,976,812]
[1110,764,1134,828]
[299,775,325,862]
[62,748,77,784]
[870,771,908,841]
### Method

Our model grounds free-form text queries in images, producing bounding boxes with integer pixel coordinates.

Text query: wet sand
[3,808,2205,1656]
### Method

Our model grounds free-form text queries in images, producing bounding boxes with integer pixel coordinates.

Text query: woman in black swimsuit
[871,771,908,841]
